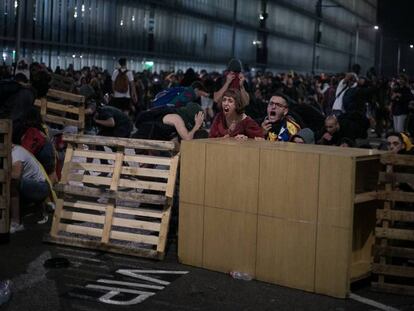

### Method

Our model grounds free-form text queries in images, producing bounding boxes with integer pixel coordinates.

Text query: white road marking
[350,293,400,311]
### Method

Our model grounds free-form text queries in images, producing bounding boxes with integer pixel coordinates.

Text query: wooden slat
[73,150,116,161]
[157,207,171,252]
[372,282,414,296]
[115,206,163,218]
[0,120,11,133]
[56,185,166,205]
[101,203,115,244]
[112,218,161,231]
[63,134,175,151]
[40,98,47,116]
[124,155,171,166]
[375,227,414,241]
[373,245,414,259]
[71,162,114,173]
[110,152,124,191]
[121,166,169,179]
[50,199,64,237]
[64,200,107,212]
[60,210,105,224]
[67,173,112,186]
[0,144,8,157]
[110,231,159,245]
[372,263,414,278]
[377,209,414,222]
[60,145,74,184]
[166,154,179,199]
[0,170,6,183]
[379,172,414,185]
[377,190,414,203]
[58,223,103,237]
[43,114,82,127]
[35,99,81,114]
[48,89,85,103]
[118,179,167,191]
[354,191,378,203]
[381,153,414,166]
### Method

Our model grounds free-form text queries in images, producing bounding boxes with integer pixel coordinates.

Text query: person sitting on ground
[386,132,414,155]
[261,93,300,141]
[134,101,205,141]
[290,128,315,144]
[209,89,263,139]
[317,115,344,146]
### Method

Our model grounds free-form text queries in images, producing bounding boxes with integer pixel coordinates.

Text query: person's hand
[234,134,248,140]
[261,119,272,134]
[239,73,246,85]
[226,72,236,84]
[322,132,332,141]
[194,111,204,129]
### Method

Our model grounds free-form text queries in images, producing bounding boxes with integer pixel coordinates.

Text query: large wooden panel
[180,141,206,205]
[178,203,204,267]
[315,225,351,298]
[256,216,317,292]
[318,155,354,228]
[205,144,259,214]
[203,207,257,276]
[259,149,319,221]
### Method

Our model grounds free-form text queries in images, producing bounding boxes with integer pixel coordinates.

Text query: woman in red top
[209,89,264,139]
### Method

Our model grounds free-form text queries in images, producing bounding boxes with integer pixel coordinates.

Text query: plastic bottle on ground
[229,271,252,281]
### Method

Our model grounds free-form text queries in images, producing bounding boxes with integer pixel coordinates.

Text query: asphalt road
[0,215,412,311]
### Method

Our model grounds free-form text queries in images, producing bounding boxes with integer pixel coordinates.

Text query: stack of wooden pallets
[0,120,11,238]
[34,89,85,133]
[372,153,414,295]
[45,134,179,259]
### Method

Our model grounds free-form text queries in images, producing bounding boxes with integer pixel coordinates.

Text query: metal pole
[354,25,359,65]
[15,0,23,69]
[379,34,383,75]
[311,0,322,74]
[231,0,238,58]
[397,42,401,75]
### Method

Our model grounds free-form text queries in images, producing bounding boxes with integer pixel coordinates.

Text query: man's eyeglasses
[269,101,288,109]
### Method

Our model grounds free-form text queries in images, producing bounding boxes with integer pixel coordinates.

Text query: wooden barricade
[0,120,11,238]
[372,153,414,295]
[34,89,85,133]
[44,134,179,259]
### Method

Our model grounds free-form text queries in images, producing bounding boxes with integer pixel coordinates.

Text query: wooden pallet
[0,120,11,236]
[372,153,414,295]
[34,89,85,133]
[45,134,179,259]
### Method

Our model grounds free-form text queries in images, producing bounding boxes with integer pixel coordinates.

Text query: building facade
[0,0,377,73]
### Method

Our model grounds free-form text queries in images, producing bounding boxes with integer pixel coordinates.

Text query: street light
[410,44,414,49]
[355,24,379,65]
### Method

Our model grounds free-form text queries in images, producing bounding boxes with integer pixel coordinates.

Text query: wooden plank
[165,154,179,200]
[36,100,81,114]
[115,206,163,218]
[60,145,74,184]
[372,263,414,278]
[373,245,414,259]
[381,153,414,166]
[50,199,64,237]
[377,190,414,203]
[0,170,6,182]
[377,209,414,222]
[67,173,112,186]
[0,120,11,133]
[43,114,82,128]
[124,155,171,166]
[40,98,47,116]
[64,200,107,212]
[379,172,414,185]
[48,89,85,103]
[118,179,167,191]
[44,235,162,260]
[71,162,114,173]
[73,150,117,161]
[112,217,161,231]
[101,203,115,244]
[63,133,175,151]
[121,166,169,179]
[110,230,159,245]
[110,152,124,191]
[59,223,103,237]
[56,185,166,205]
[60,210,105,224]
[156,207,171,252]
[375,227,414,241]
[354,191,378,204]
[372,282,414,296]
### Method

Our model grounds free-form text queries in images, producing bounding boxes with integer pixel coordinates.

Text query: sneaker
[0,280,11,305]
[10,222,24,234]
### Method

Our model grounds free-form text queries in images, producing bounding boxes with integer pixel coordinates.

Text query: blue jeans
[19,178,50,204]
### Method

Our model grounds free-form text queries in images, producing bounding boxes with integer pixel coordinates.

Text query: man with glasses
[261,93,300,141]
